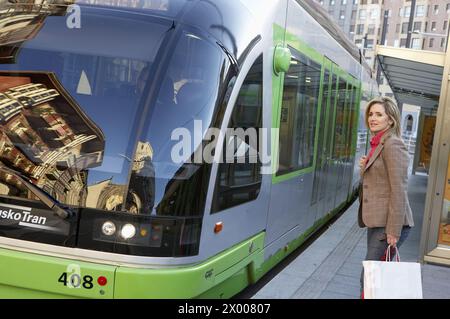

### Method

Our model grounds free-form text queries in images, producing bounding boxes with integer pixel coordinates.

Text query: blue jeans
[360,226,411,294]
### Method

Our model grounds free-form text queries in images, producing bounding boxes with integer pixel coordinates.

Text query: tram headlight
[101,221,116,236]
[120,223,136,240]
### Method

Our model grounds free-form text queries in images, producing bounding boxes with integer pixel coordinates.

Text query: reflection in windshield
[0,72,105,207]
[0,0,74,63]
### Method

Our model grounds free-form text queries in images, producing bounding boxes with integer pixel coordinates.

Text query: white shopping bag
[363,246,423,299]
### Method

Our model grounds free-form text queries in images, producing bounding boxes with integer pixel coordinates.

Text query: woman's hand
[359,156,367,169]
[387,234,398,247]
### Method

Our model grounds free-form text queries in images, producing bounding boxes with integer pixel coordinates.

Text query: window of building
[330,0,335,5]
[277,50,321,176]
[342,0,347,5]
[368,24,375,34]
[401,22,409,34]
[400,38,407,47]
[447,3,450,13]
[360,0,367,4]
[355,39,363,47]
[340,10,345,19]
[351,9,357,19]
[434,4,439,14]
[356,24,365,34]
[350,24,355,33]
[432,21,436,31]
[211,55,263,213]
[404,6,411,17]
[444,20,448,31]
[416,5,425,16]
[372,0,378,3]
[425,21,428,32]
[396,23,400,33]
[365,39,374,48]
[370,9,379,19]
[413,21,422,32]
[412,38,421,49]
[441,37,446,47]
[429,38,434,47]
[353,0,358,4]
[359,9,367,19]
[394,39,399,47]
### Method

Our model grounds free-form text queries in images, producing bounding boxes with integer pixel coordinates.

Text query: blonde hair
[365,96,401,137]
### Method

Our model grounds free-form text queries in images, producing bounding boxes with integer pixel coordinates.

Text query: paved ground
[252,174,450,299]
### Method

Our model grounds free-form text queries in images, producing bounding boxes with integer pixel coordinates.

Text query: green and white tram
[0,0,379,298]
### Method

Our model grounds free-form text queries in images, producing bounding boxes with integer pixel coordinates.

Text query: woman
[358,97,414,296]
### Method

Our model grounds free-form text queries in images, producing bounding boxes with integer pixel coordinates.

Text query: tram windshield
[0,3,229,250]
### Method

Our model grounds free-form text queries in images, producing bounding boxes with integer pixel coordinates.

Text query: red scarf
[366,129,387,163]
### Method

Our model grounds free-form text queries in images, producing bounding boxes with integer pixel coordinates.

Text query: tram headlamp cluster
[101,221,137,240]
[95,218,163,248]
[79,213,201,256]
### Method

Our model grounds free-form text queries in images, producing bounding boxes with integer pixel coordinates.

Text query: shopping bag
[363,245,423,299]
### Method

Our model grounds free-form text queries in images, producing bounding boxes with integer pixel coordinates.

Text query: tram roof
[376,45,444,111]
[296,0,372,75]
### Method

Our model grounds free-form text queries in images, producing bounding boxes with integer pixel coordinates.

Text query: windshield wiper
[0,163,73,219]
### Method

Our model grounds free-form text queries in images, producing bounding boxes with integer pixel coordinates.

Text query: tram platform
[251,174,450,299]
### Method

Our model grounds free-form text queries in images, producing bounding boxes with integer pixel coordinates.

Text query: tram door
[344,83,359,199]
[338,81,355,205]
[333,76,350,208]
[323,65,339,216]
[314,58,332,222]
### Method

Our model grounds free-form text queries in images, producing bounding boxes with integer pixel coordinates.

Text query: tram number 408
[58,272,94,289]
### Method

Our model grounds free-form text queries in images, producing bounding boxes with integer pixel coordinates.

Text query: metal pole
[363,32,368,56]
[377,9,389,84]
[406,0,417,48]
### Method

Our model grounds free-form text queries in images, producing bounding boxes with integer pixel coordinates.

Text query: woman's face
[368,103,392,134]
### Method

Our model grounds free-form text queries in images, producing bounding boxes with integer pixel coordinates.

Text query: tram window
[311,69,330,205]
[277,51,321,176]
[211,55,263,213]
[343,85,353,158]
[333,78,347,159]
[347,85,358,156]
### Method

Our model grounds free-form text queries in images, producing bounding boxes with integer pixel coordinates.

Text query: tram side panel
[263,0,364,258]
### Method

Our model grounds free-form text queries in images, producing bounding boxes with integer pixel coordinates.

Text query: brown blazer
[358,130,414,238]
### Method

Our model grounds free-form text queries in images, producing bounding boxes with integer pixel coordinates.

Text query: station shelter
[376,44,450,266]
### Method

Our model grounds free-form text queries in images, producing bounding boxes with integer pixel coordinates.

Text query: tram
[0,0,380,298]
